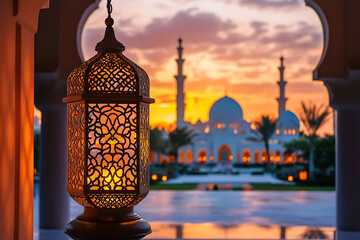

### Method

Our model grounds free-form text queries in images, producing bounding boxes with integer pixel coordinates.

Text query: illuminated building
[173,40,299,165]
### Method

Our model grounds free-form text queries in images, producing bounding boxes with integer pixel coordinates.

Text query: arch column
[0,0,49,239]
[35,0,99,229]
[306,1,360,239]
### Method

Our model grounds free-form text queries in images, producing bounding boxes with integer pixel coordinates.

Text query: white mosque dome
[209,96,243,124]
[277,110,300,130]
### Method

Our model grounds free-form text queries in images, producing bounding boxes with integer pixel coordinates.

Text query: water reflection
[145,222,335,239]
[34,188,335,240]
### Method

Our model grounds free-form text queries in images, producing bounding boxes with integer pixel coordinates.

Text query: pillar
[0,0,49,239]
[306,1,360,239]
[38,108,68,228]
[336,109,360,238]
[35,0,99,229]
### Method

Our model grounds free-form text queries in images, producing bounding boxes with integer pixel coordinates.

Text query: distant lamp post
[63,1,154,239]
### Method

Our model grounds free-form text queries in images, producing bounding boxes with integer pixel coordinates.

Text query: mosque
[175,39,301,165]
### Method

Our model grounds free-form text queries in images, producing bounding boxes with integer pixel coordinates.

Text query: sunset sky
[80,0,333,135]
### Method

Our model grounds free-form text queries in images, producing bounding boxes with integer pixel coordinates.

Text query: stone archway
[218,145,232,164]
[198,149,207,164]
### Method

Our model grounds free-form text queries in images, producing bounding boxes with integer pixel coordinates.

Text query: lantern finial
[95,0,125,53]
[95,16,125,53]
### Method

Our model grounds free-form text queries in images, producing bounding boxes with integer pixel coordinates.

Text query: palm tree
[168,127,196,161]
[150,127,168,154]
[250,115,277,166]
[299,101,331,180]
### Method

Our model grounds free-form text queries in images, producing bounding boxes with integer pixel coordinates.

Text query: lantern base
[65,207,151,240]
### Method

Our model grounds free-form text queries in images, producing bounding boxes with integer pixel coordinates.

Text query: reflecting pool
[34,189,335,240]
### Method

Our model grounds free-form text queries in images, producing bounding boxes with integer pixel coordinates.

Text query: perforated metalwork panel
[139,103,150,192]
[67,103,85,194]
[87,103,138,192]
[88,53,137,93]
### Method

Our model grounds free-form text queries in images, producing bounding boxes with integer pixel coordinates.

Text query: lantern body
[65,52,153,209]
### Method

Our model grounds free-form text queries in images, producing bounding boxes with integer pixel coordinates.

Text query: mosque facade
[175,39,301,165]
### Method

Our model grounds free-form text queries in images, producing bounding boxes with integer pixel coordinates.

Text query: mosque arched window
[270,152,275,163]
[254,150,260,164]
[179,151,185,164]
[186,150,193,163]
[218,145,231,164]
[261,150,268,163]
[284,151,293,164]
[242,149,251,163]
[198,149,207,164]
[276,150,281,163]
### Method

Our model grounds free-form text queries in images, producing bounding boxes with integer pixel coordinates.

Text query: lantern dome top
[209,96,243,124]
[65,52,152,102]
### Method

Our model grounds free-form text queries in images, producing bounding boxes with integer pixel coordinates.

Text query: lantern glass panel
[87,103,138,191]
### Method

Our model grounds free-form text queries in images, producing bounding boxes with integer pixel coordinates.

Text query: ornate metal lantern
[64,1,154,239]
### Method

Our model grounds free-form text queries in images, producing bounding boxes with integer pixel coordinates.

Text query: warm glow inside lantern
[64,2,154,239]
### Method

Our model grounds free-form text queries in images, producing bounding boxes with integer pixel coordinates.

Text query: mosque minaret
[276,56,287,116]
[175,38,186,127]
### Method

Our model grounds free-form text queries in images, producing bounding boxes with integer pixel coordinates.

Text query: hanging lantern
[64,1,154,239]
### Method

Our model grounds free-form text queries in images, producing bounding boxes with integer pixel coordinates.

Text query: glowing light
[234,129,238,134]
[299,171,308,181]
[276,129,280,135]
[204,126,210,133]
[151,174,158,181]
[217,123,222,129]
[229,155,233,160]
[292,129,296,135]
[162,175,168,181]
[210,156,214,161]
[284,130,287,135]
[288,176,294,182]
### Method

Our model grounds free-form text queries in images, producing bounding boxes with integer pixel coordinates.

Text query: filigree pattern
[66,48,153,209]
[87,53,137,93]
[139,104,150,192]
[132,62,150,97]
[67,54,101,96]
[72,196,93,208]
[87,103,138,191]
[88,193,136,208]
[67,103,85,193]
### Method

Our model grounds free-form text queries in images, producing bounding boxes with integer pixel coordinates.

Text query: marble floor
[34,189,335,240]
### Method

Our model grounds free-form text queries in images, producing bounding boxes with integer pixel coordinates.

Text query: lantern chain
[107,0,113,18]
